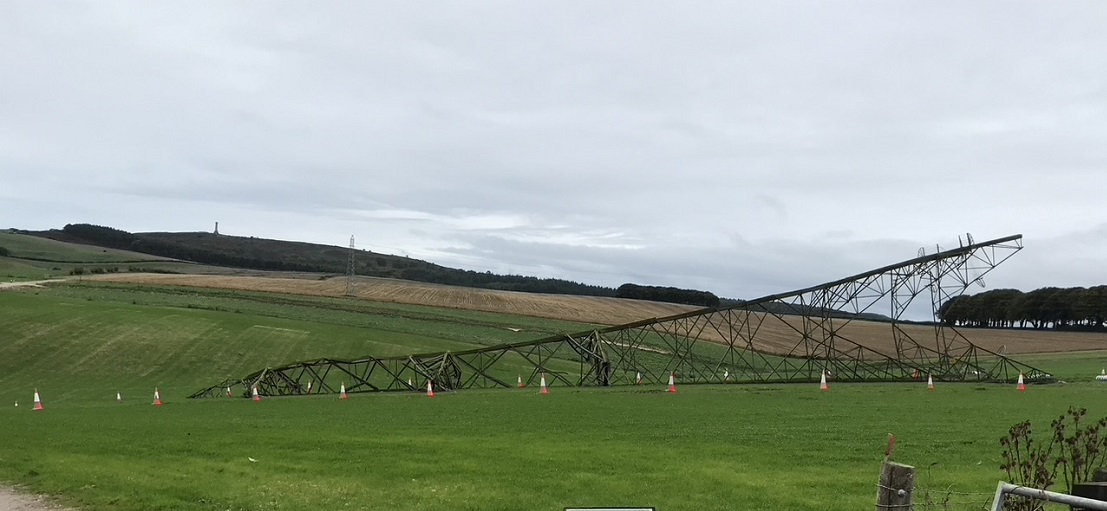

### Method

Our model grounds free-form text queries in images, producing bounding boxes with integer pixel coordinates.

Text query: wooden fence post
[877,461,915,511]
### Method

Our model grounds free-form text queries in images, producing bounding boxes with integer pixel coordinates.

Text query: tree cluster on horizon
[939,286,1107,331]
[616,283,721,308]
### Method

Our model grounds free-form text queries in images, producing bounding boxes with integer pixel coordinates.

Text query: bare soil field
[88,273,1107,357]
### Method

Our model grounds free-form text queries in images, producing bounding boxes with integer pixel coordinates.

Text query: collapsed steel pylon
[190,234,1049,399]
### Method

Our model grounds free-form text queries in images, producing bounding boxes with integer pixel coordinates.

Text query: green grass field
[0,232,154,263]
[0,283,593,403]
[0,232,228,281]
[2,283,1107,510]
[5,383,1107,511]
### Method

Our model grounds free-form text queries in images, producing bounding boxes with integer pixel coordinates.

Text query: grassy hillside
[0,231,171,264]
[26,224,620,297]
[4,282,1107,510]
[0,283,594,404]
[91,273,696,326]
[73,273,1107,359]
[0,257,58,281]
[0,231,218,280]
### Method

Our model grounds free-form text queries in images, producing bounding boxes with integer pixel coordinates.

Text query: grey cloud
[2,1,1105,303]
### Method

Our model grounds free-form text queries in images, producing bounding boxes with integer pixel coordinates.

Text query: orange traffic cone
[339,383,348,400]
[819,371,829,392]
[226,386,233,398]
[33,389,43,411]
[1017,373,1026,392]
[517,375,524,388]
[635,372,642,385]
[153,388,163,407]
[426,381,435,398]
[912,369,920,380]
[306,381,313,395]
[252,386,262,402]
[540,375,549,395]
[667,373,677,394]
[927,375,935,392]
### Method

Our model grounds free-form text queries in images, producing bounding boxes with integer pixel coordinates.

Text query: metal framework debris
[190,234,1049,399]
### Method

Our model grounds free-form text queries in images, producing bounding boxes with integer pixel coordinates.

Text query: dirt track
[86,273,1107,356]
[0,279,68,290]
[0,487,71,511]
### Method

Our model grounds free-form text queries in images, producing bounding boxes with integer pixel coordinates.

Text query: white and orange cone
[306,381,313,395]
[339,383,348,400]
[426,380,435,398]
[117,392,122,403]
[154,388,163,407]
[635,372,642,385]
[912,369,920,380]
[33,389,43,411]
[540,375,549,395]
[226,386,233,398]
[723,369,730,382]
[408,378,413,388]
[1017,373,1026,392]
[667,373,677,393]
[819,371,829,392]
[517,375,524,388]
[927,374,935,392]
[252,386,262,402]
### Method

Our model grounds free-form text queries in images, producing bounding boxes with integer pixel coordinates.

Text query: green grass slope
[0,283,594,404]
[3,283,1107,510]
[0,231,211,280]
[27,225,617,297]
[0,257,59,281]
[0,231,168,264]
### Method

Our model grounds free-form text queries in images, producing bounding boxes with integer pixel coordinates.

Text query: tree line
[939,286,1107,330]
[615,283,721,308]
[57,224,332,273]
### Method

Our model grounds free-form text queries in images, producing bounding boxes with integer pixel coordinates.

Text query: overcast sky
[2,2,1104,307]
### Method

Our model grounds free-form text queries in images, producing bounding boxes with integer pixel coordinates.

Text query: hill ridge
[21,223,622,298]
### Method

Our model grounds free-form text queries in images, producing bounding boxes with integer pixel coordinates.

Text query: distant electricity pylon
[345,235,356,297]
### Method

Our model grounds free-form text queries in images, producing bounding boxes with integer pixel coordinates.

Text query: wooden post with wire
[877,434,915,511]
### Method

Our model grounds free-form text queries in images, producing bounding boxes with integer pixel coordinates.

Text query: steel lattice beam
[190,234,1050,399]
